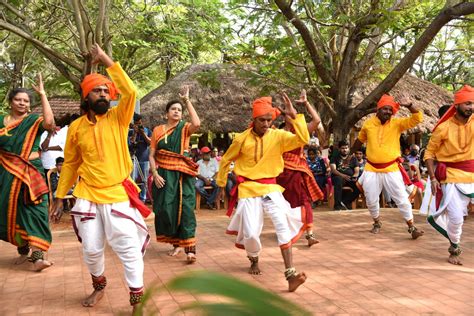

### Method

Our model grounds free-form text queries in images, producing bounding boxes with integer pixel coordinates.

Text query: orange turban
[377,94,400,115]
[433,85,474,132]
[252,97,281,120]
[80,73,120,100]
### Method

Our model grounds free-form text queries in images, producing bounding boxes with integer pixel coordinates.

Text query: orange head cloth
[252,97,281,120]
[377,94,400,115]
[80,73,120,100]
[433,85,474,132]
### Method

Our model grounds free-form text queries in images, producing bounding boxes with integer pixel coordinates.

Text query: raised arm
[398,94,423,131]
[296,89,321,134]
[32,73,55,131]
[89,44,137,127]
[279,92,310,151]
[179,85,200,134]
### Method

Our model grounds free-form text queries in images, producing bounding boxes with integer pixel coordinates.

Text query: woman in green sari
[0,74,55,271]
[149,86,200,263]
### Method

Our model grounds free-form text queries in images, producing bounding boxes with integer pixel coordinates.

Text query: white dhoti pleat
[358,171,413,221]
[226,191,305,257]
[71,198,150,289]
[420,177,436,215]
[427,183,474,245]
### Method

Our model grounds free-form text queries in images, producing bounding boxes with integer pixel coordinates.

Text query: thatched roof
[140,64,454,133]
[140,64,259,133]
[353,73,453,133]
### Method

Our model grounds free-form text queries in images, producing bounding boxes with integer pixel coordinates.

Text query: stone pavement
[0,207,473,315]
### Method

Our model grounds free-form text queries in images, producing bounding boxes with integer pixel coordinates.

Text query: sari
[0,114,52,251]
[152,121,197,248]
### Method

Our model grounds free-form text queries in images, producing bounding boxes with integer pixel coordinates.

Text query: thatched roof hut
[140,64,259,132]
[140,64,454,133]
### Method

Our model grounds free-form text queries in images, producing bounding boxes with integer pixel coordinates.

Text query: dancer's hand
[50,199,64,223]
[32,73,46,96]
[399,93,412,108]
[280,92,297,119]
[153,174,166,188]
[430,178,441,196]
[179,85,190,102]
[295,89,307,104]
[90,44,106,64]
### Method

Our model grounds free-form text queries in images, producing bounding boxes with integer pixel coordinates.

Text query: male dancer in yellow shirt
[352,94,424,239]
[424,85,473,265]
[51,44,150,312]
[217,94,308,292]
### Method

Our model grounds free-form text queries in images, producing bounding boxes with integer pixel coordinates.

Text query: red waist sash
[367,157,412,186]
[122,178,151,218]
[434,160,474,209]
[227,176,277,217]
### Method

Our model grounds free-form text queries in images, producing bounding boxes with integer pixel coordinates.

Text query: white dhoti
[358,171,414,221]
[71,198,150,289]
[226,191,305,257]
[427,183,473,246]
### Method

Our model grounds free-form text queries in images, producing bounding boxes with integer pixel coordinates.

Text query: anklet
[129,288,144,306]
[448,245,462,256]
[248,256,259,263]
[92,275,107,291]
[28,250,44,263]
[284,267,297,280]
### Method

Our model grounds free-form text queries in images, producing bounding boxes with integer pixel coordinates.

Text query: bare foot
[288,272,307,292]
[409,227,424,240]
[82,289,105,307]
[248,261,261,275]
[448,254,462,265]
[33,259,53,272]
[14,255,29,265]
[186,253,196,264]
[168,247,182,256]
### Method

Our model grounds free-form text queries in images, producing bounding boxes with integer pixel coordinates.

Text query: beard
[89,98,110,115]
[456,106,472,119]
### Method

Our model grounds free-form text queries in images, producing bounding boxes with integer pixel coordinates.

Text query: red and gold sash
[155,149,198,177]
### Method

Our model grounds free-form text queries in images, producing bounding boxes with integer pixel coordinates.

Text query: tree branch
[356,2,474,113]
[274,0,336,88]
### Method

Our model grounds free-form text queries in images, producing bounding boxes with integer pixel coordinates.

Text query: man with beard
[424,85,473,265]
[51,44,150,313]
[352,94,425,239]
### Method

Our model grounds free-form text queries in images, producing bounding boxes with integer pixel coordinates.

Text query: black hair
[56,157,65,164]
[338,140,349,148]
[71,113,80,122]
[165,100,183,112]
[81,99,90,112]
[279,122,286,129]
[133,113,142,123]
[307,147,317,154]
[8,88,33,104]
[438,104,451,118]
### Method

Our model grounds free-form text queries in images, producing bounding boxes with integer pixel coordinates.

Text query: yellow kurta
[217,114,309,198]
[424,115,473,183]
[56,62,137,203]
[358,112,423,173]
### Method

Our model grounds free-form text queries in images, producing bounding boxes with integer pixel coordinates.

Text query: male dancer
[352,94,424,238]
[217,93,308,292]
[424,85,473,265]
[51,44,150,312]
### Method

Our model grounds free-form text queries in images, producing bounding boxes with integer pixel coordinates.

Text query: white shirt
[197,158,219,179]
[40,126,68,169]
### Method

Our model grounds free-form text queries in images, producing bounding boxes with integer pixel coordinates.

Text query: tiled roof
[31,97,81,118]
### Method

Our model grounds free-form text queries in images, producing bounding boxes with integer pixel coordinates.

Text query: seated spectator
[195,146,219,209]
[330,140,360,210]
[307,147,328,194]
[354,148,366,179]
[406,144,420,166]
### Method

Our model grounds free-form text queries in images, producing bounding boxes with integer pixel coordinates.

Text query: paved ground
[0,207,473,315]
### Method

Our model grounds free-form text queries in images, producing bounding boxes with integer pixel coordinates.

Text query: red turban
[81,73,120,100]
[433,85,474,132]
[252,97,281,120]
[377,94,400,115]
